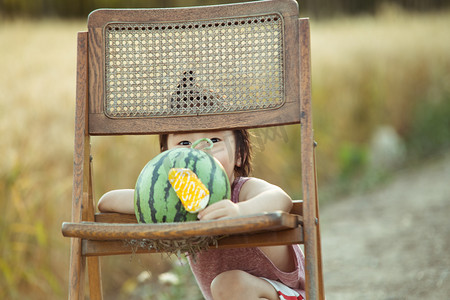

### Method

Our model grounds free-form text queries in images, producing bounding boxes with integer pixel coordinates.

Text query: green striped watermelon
[134,139,231,223]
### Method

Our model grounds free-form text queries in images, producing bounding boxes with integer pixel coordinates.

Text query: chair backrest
[86,0,303,135]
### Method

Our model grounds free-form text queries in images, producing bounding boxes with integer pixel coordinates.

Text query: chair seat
[62,212,303,256]
[62,211,302,240]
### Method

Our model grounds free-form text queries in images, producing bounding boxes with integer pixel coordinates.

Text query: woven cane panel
[104,14,285,118]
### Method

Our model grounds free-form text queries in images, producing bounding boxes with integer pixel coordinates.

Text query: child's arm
[197,178,292,220]
[97,189,135,214]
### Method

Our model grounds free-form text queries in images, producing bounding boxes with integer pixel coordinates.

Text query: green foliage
[406,93,450,160]
[338,143,368,181]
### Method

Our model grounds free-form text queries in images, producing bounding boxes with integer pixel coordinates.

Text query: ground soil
[320,151,450,299]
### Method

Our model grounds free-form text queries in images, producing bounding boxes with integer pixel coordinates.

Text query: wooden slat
[88,111,300,136]
[217,226,303,248]
[62,212,300,240]
[95,213,137,223]
[93,200,303,224]
[82,226,303,256]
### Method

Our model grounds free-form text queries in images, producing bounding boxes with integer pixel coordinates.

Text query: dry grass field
[0,7,449,299]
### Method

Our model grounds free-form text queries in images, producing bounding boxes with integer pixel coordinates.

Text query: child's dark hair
[159,129,252,177]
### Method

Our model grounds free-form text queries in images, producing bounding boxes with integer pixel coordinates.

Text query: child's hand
[197,200,240,220]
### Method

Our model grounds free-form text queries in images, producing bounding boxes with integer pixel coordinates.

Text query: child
[98,129,306,300]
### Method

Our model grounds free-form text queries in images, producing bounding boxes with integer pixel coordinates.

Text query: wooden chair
[61,0,324,299]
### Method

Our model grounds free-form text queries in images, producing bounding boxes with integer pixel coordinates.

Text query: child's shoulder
[240,177,276,190]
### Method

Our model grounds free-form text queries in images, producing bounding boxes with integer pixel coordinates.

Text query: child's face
[167,130,239,182]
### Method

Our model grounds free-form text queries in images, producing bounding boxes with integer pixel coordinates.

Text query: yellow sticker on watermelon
[168,168,210,213]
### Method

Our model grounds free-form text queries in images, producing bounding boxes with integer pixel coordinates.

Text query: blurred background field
[1,1,450,299]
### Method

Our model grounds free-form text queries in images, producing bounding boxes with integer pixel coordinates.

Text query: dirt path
[320,151,450,299]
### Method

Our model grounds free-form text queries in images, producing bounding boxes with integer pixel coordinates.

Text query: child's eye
[210,138,221,143]
[178,140,191,146]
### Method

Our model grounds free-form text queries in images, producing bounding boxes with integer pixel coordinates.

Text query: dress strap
[230,177,250,203]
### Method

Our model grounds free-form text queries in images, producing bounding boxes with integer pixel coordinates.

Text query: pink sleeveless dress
[188,177,306,299]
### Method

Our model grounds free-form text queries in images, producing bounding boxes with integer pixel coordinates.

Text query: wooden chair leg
[316,223,325,300]
[88,257,103,300]
[68,238,86,300]
[314,144,325,300]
